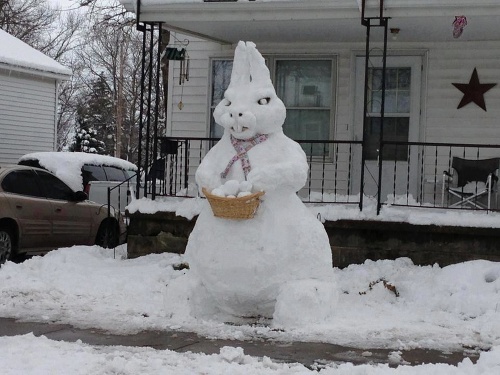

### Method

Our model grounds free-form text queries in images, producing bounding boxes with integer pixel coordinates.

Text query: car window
[18,159,44,169]
[124,169,136,179]
[82,165,107,186]
[37,170,75,201]
[103,166,127,181]
[1,170,44,197]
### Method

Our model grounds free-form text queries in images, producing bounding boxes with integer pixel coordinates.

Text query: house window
[365,67,411,161]
[209,56,337,155]
[209,59,233,138]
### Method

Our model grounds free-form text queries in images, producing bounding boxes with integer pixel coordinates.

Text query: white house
[0,29,72,164]
[119,0,500,209]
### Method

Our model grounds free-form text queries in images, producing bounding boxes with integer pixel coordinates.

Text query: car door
[0,169,53,249]
[36,170,95,248]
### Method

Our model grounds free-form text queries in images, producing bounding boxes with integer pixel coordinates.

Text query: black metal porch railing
[145,137,363,205]
[378,141,500,212]
[140,137,500,214]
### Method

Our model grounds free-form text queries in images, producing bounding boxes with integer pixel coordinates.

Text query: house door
[353,55,422,202]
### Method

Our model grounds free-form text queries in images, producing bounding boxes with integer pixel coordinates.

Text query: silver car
[0,165,126,264]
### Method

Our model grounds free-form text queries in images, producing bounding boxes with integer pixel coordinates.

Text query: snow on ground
[1,245,500,373]
[127,194,500,228]
[1,334,499,375]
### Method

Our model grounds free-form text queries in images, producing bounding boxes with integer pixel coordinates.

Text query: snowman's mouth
[231,126,249,133]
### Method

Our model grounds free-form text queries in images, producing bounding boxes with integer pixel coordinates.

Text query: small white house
[0,29,72,164]
[119,0,500,207]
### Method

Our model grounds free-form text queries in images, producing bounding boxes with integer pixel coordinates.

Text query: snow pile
[1,247,500,373]
[1,247,499,350]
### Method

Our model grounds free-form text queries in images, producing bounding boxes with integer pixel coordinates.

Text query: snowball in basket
[210,180,254,198]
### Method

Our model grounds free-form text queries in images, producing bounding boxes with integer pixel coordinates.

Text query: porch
[124,199,500,268]
[143,137,500,213]
[123,136,500,267]
[113,0,500,265]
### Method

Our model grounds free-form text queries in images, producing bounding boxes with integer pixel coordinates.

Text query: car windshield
[103,166,128,181]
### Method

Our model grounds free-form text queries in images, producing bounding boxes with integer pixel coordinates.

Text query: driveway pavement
[0,317,480,368]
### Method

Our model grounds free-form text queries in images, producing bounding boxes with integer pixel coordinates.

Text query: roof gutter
[0,63,72,81]
[121,0,500,22]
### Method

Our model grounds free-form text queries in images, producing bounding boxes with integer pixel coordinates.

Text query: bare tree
[0,0,57,48]
[75,15,147,161]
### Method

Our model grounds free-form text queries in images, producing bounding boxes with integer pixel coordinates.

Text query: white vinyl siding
[167,35,230,138]
[0,70,57,164]
[165,36,500,201]
[424,41,500,145]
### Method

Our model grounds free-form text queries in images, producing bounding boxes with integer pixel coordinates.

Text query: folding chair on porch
[441,157,500,210]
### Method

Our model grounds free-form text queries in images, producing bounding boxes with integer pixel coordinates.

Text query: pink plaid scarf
[221,134,269,179]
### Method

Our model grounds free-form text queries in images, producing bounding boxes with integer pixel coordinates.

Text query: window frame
[207,53,338,156]
[364,65,414,162]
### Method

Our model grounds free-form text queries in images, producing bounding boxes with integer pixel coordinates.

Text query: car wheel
[95,220,119,249]
[0,228,13,265]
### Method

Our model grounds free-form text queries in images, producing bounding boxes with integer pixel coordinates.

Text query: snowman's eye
[258,97,270,105]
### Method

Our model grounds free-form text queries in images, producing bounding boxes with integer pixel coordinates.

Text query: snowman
[177,41,333,321]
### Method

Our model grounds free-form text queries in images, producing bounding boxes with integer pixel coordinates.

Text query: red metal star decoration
[452,68,496,111]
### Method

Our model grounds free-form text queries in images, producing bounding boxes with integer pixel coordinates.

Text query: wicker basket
[202,187,265,220]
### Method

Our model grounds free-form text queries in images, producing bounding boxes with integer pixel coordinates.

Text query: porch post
[151,23,163,200]
[376,18,389,215]
[359,18,370,211]
[360,0,389,215]
[135,22,147,199]
[143,24,155,198]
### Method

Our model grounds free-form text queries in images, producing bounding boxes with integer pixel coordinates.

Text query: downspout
[54,79,60,151]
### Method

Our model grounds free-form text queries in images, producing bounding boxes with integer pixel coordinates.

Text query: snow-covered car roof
[19,152,137,192]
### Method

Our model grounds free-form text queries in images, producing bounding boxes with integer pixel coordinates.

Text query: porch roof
[119,0,500,44]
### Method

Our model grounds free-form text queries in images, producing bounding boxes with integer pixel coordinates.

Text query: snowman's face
[213,85,286,140]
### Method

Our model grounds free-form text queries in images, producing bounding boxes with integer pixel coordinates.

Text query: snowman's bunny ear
[229,41,250,86]
[247,42,272,86]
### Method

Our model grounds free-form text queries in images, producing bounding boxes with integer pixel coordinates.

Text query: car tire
[95,220,119,249]
[0,227,14,265]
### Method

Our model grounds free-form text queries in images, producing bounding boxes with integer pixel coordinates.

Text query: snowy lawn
[1,245,499,373]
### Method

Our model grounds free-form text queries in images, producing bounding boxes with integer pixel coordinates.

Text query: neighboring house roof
[0,29,72,78]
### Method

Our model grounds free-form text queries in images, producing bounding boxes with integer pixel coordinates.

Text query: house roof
[119,0,500,44]
[0,29,72,78]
